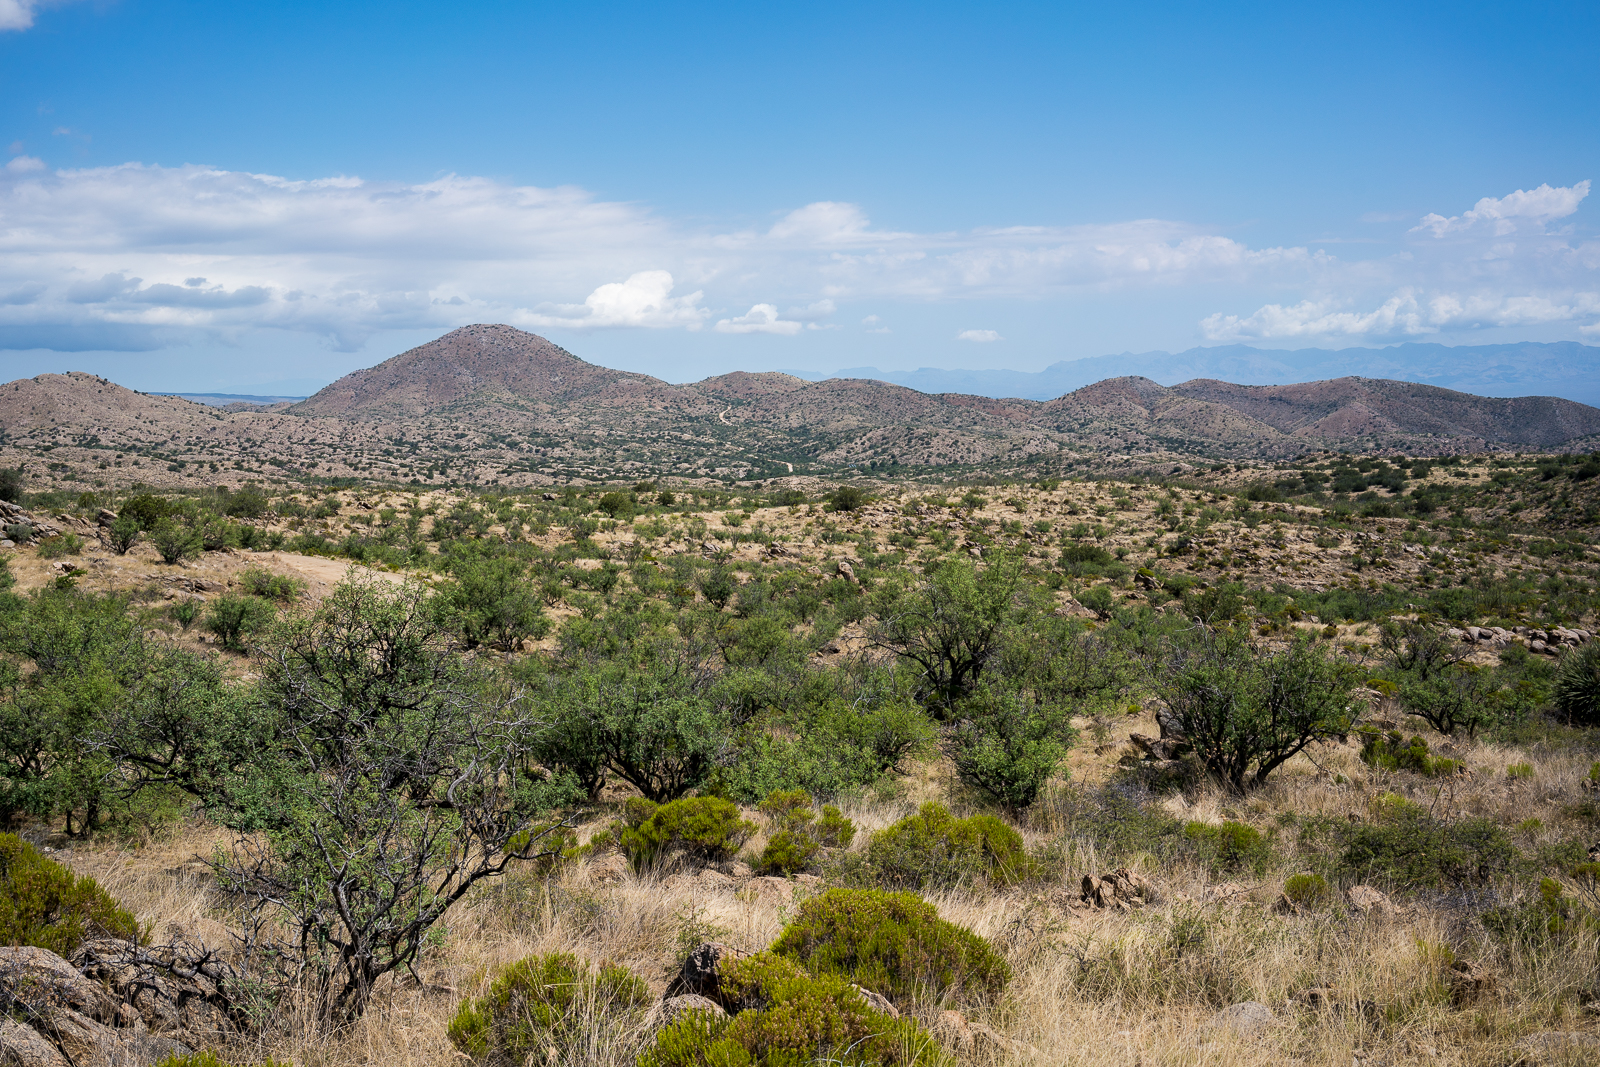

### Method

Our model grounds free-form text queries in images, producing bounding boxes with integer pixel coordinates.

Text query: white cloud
[1201,289,1600,342]
[0,0,41,31]
[2,163,1596,356]
[768,202,874,243]
[1412,181,1590,237]
[0,0,88,32]
[714,304,803,335]
[957,329,1002,342]
[520,271,707,330]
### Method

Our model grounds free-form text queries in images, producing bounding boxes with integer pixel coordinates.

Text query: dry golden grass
[48,727,1600,1067]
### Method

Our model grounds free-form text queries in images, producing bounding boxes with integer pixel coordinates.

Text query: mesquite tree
[212,577,580,1023]
[1156,633,1361,792]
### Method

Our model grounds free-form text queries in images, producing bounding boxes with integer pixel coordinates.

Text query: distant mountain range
[796,341,1600,405]
[4,326,1599,492]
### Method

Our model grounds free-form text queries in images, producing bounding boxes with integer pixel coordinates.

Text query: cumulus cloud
[1412,181,1590,237]
[957,329,1002,343]
[715,304,803,335]
[519,271,707,330]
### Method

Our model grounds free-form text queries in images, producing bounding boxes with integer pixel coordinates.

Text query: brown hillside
[293,324,687,417]
[1172,377,1600,448]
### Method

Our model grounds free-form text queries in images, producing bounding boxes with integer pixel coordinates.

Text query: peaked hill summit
[4,325,1600,490]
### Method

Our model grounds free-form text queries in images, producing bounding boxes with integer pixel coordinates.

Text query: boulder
[1081,868,1152,910]
[1447,958,1495,1004]
[1128,733,1185,760]
[664,942,748,1005]
[836,560,857,582]
[652,994,727,1029]
[1514,1031,1600,1065]
[0,1016,68,1067]
[1206,1001,1276,1035]
[0,946,195,1067]
[72,939,245,1039]
[1344,884,1400,917]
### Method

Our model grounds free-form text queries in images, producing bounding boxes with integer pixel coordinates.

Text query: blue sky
[1,0,1597,393]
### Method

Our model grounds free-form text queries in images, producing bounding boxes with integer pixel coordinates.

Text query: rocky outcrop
[1081,868,1153,910]
[0,941,247,1067]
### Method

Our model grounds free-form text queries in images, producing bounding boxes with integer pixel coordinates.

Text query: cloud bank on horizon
[0,158,1594,356]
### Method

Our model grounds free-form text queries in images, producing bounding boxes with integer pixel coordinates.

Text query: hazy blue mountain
[791,342,1600,405]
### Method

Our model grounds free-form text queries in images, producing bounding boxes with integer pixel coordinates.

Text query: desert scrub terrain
[3,463,1600,1066]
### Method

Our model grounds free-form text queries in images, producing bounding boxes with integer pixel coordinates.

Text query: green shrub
[447,952,649,1063]
[107,515,141,555]
[1183,820,1273,874]
[238,567,305,603]
[118,494,175,531]
[618,797,756,870]
[153,1053,292,1067]
[1336,796,1516,888]
[150,518,202,565]
[37,533,83,559]
[1282,872,1331,907]
[1358,729,1463,777]
[1507,761,1535,780]
[0,832,142,954]
[1556,642,1600,727]
[169,598,201,631]
[944,684,1074,810]
[756,790,855,876]
[864,802,1033,888]
[639,951,943,1067]
[204,594,275,652]
[770,888,1010,1007]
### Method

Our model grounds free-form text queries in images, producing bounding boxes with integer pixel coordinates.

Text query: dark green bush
[1358,729,1463,777]
[1555,642,1600,727]
[237,567,305,603]
[770,888,1010,1007]
[107,515,141,555]
[944,684,1074,810]
[618,797,756,869]
[1335,795,1516,888]
[150,518,202,565]
[1182,820,1273,874]
[755,790,856,875]
[118,494,175,531]
[639,951,943,1067]
[864,802,1033,888]
[447,952,649,1063]
[0,832,142,954]
[204,594,275,652]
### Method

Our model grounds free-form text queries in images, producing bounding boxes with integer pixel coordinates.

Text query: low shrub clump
[153,1054,292,1067]
[1305,794,1517,889]
[447,951,650,1063]
[770,887,1011,1007]
[613,796,756,870]
[864,801,1033,888]
[1282,872,1331,907]
[1182,820,1274,874]
[757,789,855,875]
[639,951,944,1067]
[1358,729,1463,777]
[238,567,305,602]
[0,832,143,954]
